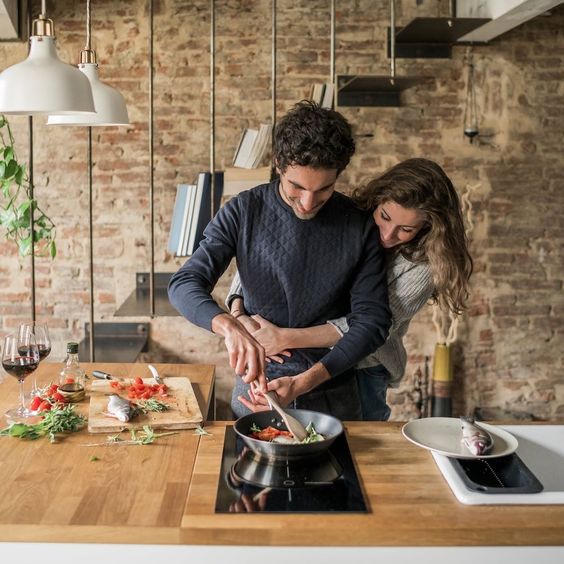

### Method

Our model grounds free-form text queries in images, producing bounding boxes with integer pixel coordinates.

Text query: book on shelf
[233,128,258,168]
[168,172,224,257]
[167,184,189,254]
[309,82,335,109]
[186,171,224,256]
[309,83,325,105]
[232,123,273,169]
[321,82,334,109]
[223,166,272,196]
[177,183,197,256]
[250,123,273,168]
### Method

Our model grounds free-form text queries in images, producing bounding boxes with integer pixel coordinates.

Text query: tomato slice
[38,400,51,412]
[134,377,143,385]
[30,396,43,411]
[252,426,293,442]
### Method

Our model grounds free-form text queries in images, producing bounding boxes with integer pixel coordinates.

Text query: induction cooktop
[215,426,368,513]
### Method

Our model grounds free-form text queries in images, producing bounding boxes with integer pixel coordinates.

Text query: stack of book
[232,123,273,169]
[309,82,335,109]
[167,171,224,257]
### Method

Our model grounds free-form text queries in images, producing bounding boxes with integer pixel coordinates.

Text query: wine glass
[2,332,40,422]
[18,322,51,396]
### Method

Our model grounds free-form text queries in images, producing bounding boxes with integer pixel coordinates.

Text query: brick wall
[0,0,562,420]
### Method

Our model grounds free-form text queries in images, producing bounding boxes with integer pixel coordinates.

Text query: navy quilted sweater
[168,180,391,379]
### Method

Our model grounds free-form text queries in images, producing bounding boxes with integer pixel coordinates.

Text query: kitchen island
[0,363,563,562]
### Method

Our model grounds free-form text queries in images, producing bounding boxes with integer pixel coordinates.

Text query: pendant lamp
[48,0,129,126]
[0,1,95,115]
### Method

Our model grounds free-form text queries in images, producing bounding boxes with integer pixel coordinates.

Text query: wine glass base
[5,406,35,424]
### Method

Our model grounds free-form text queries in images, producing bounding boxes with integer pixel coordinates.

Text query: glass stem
[19,379,26,412]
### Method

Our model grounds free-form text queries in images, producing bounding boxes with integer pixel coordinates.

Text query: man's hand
[211,313,267,390]
[250,314,292,364]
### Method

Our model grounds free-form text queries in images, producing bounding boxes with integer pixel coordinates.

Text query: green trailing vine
[0,115,56,258]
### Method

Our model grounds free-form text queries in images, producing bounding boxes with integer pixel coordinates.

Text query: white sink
[432,425,564,505]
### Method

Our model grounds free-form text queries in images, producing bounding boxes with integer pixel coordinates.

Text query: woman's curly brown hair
[353,158,473,314]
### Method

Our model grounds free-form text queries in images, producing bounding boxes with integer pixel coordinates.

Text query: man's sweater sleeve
[168,197,242,331]
[319,219,391,377]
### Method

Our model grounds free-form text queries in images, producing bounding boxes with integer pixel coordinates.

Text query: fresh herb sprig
[0,404,86,443]
[194,425,211,436]
[250,423,261,433]
[135,398,169,413]
[302,422,324,444]
[82,426,178,447]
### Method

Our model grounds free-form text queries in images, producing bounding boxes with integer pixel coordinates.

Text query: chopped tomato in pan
[251,426,292,442]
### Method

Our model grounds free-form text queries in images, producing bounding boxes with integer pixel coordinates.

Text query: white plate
[402,417,519,459]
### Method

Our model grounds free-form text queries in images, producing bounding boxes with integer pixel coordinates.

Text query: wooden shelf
[337,75,425,107]
[390,17,491,58]
[114,272,179,317]
[78,322,150,362]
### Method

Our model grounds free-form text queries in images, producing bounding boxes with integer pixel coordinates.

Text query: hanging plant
[0,115,56,258]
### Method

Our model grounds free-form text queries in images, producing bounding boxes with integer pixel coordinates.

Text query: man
[168,101,391,420]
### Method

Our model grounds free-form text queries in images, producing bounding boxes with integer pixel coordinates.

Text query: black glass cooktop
[215,426,368,513]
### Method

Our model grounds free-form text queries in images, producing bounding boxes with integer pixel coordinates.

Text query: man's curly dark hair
[273,100,355,175]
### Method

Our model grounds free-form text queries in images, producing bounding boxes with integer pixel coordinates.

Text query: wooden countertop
[0,361,214,545]
[0,365,563,547]
[181,422,564,547]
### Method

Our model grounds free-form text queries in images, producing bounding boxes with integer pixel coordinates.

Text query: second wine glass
[18,322,51,396]
[2,332,40,422]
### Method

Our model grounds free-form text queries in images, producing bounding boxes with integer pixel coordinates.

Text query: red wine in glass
[2,333,40,421]
[18,322,51,395]
[18,344,51,360]
[2,356,39,381]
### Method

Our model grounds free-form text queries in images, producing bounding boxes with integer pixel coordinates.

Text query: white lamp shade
[48,63,129,126]
[0,36,95,115]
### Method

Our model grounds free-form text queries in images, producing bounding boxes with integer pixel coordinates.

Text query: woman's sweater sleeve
[225,270,243,310]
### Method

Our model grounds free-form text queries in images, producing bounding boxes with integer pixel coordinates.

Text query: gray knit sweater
[227,252,433,386]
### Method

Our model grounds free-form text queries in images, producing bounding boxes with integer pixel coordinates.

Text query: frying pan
[234,408,343,461]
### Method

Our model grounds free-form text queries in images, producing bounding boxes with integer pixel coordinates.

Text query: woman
[229,158,473,420]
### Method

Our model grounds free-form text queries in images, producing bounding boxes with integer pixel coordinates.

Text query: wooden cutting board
[87,377,203,433]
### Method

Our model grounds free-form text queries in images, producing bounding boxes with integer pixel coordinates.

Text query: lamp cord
[86,0,91,50]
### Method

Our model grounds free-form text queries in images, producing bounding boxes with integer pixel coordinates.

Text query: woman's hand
[251,314,292,363]
[266,376,300,407]
[237,379,297,412]
[237,384,270,413]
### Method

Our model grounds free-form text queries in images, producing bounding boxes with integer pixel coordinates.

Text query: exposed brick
[0,0,562,421]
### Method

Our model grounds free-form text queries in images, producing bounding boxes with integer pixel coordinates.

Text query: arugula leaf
[135,398,169,413]
[0,404,86,443]
[194,425,211,436]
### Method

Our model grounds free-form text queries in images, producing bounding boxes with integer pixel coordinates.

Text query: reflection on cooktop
[215,426,368,513]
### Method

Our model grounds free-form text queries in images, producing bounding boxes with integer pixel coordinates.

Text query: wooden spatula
[251,381,308,442]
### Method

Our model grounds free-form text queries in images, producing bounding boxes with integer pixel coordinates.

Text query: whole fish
[460,416,493,456]
[107,394,132,422]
